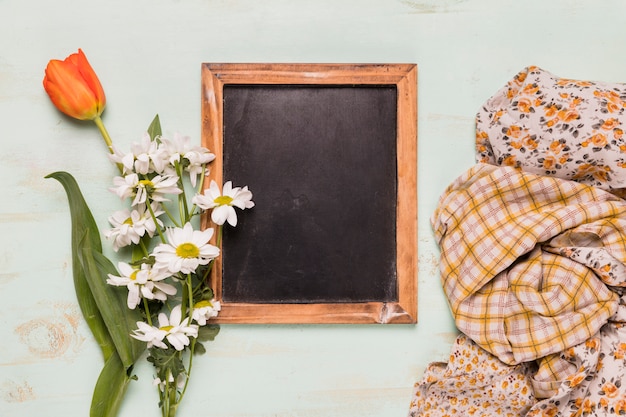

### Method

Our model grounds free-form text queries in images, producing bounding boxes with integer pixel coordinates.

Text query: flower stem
[143,297,153,326]
[93,116,114,153]
[93,115,123,174]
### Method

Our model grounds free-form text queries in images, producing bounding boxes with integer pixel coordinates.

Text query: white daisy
[131,305,198,351]
[192,180,255,226]
[184,147,215,187]
[110,173,182,207]
[152,223,219,274]
[160,133,216,187]
[131,321,168,349]
[192,299,221,325]
[104,202,164,251]
[107,262,176,309]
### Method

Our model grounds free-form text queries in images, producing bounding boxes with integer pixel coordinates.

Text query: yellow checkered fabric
[431,163,626,365]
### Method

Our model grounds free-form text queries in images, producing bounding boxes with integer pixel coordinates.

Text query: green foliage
[79,245,145,368]
[46,171,145,417]
[45,172,116,361]
[198,324,220,342]
[148,346,186,384]
[147,114,162,140]
[90,353,134,417]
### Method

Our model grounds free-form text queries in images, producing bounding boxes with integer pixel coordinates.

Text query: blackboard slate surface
[221,85,398,303]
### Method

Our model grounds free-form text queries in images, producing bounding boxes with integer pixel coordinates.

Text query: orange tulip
[43,49,106,121]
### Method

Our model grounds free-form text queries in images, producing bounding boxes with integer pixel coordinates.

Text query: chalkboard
[201,63,417,323]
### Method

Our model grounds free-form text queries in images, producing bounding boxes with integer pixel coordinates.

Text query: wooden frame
[201,63,417,324]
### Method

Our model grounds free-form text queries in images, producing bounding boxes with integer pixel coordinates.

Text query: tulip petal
[43,49,106,120]
[74,49,106,113]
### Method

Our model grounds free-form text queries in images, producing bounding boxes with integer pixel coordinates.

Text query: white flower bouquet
[43,49,253,417]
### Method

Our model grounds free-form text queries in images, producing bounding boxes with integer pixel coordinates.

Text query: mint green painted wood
[2,0,626,415]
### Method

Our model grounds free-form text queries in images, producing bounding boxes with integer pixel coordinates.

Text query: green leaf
[79,245,145,369]
[197,324,220,342]
[148,347,186,381]
[147,114,162,140]
[193,341,206,356]
[90,352,134,417]
[45,171,116,361]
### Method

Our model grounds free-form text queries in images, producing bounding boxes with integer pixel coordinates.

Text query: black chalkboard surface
[222,85,398,303]
[201,63,417,324]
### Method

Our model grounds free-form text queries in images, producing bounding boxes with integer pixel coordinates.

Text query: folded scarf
[431,163,626,365]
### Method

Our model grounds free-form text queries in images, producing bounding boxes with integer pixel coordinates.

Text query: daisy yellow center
[138,179,155,194]
[159,325,174,332]
[130,271,138,281]
[214,195,233,206]
[194,300,213,308]
[176,242,200,258]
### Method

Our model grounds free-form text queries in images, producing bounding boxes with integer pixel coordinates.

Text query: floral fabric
[408,334,537,417]
[476,66,626,194]
[409,300,626,417]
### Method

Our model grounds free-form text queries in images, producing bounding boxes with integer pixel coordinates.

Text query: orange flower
[502,155,518,167]
[585,338,600,350]
[573,398,594,415]
[543,155,557,170]
[601,381,619,398]
[544,105,559,117]
[566,371,586,387]
[549,140,565,154]
[590,133,608,147]
[570,97,583,108]
[522,135,538,150]
[607,101,620,113]
[522,83,539,95]
[506,125,523,138]
[615,399,626,414]
[557,109,578,122]
[43,49,106,121]
[517,98,532,113]
[601,118,619,130]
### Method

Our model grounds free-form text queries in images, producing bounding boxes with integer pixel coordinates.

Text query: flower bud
[43,49,106,120]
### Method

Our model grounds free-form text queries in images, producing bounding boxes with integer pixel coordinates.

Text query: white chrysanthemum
[107,262,176,309]
[131,305,198,351]
[110,173,182,207]
[153,223,219,274]
[160,133,216,187]
[140,305,200,351]
[104,202,164,251]
[184,148,215,187]
[192,180,254,226]
[131,321,168,349]
[109,133,169,175]
[192,299,221,325]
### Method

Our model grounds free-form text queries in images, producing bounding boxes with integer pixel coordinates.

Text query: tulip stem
[93,116,114,153]
[93,116,123,174]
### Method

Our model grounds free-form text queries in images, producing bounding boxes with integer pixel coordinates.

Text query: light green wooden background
[2,1,626,416]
